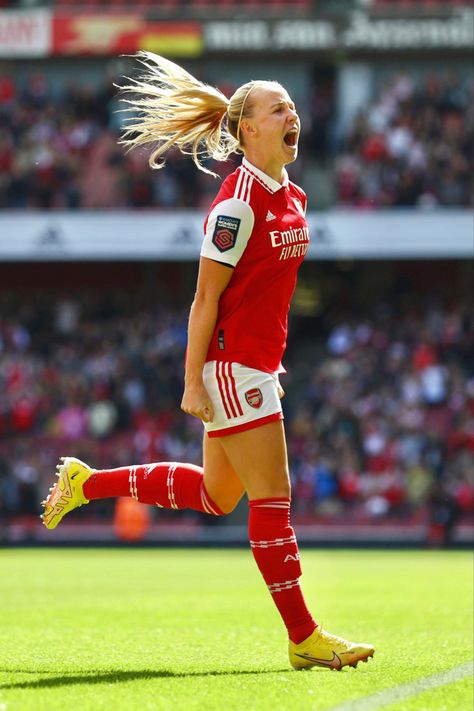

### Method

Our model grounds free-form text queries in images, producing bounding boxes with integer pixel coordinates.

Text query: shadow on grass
[1,667,290,690]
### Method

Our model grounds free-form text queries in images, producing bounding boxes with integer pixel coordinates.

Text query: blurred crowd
[1,287,472,531]
[0,70,472,210]
[0,71,223,210]
[336,73,473,208]
[287,299,473,525]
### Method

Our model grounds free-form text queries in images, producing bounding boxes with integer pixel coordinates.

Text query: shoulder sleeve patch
[201,197,255,268]
[212,215,241,253]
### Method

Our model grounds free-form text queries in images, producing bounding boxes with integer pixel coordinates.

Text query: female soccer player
[41,53,374,671]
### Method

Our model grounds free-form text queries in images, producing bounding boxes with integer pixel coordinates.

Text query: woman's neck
[243,153,284,184]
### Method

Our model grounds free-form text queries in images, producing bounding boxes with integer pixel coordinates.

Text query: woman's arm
[181,256,234,422]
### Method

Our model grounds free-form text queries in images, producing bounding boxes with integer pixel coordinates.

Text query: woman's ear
[240,119,256,140]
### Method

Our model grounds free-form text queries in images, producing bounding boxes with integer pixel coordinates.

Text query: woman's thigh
[216,420,290,500]
[203,432,245,513]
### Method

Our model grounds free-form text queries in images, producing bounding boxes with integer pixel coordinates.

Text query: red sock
[83,463,224,515]
[248,498,317,644]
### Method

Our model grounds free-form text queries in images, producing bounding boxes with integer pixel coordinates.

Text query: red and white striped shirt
[201,158,310,373]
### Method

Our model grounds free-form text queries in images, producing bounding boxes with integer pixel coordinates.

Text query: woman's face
[243,84,300,167]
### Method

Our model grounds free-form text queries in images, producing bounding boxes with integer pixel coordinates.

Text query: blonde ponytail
[118,52,238,176]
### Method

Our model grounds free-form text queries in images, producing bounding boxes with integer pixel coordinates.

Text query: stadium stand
[335,73,473,208]
[0,0,472,14]
[1,0,312,10]
[1,264,472,532]
[0,71,472,209]
[371,1,470,8]
[1,1,471,544]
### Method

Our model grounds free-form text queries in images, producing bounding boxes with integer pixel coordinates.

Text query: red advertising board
[52,15,203,56]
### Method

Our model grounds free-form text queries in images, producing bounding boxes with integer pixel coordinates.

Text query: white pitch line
[327,662,473,711]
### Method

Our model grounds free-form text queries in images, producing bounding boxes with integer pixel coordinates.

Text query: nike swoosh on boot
[294,651,342,669]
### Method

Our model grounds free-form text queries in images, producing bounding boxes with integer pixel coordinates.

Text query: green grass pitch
[0,548,472,711]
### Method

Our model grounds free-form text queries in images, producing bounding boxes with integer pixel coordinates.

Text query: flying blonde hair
[118,52,282,176]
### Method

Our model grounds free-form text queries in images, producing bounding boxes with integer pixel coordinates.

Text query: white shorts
[202,361,283,438]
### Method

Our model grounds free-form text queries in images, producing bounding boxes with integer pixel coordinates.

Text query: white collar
[242,158,289,193]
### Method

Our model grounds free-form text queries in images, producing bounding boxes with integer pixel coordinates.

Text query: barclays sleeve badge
[212,215,241,252]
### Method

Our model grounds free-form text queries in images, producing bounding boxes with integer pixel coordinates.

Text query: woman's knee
[245,469,291,501]
[214,491,244,515]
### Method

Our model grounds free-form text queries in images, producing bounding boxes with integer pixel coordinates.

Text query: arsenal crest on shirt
[293,197,305,216]
[245,388,263,409]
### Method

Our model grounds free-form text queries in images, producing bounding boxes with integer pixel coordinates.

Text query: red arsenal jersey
[201,158,310,373]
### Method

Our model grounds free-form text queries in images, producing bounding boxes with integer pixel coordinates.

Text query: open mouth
[283,129,298,148]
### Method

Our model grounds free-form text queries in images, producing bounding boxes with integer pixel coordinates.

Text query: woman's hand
[181,382,214,423]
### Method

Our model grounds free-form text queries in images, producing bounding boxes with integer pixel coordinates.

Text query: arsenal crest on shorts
[212,215,241,252]
[245,388,263,409]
